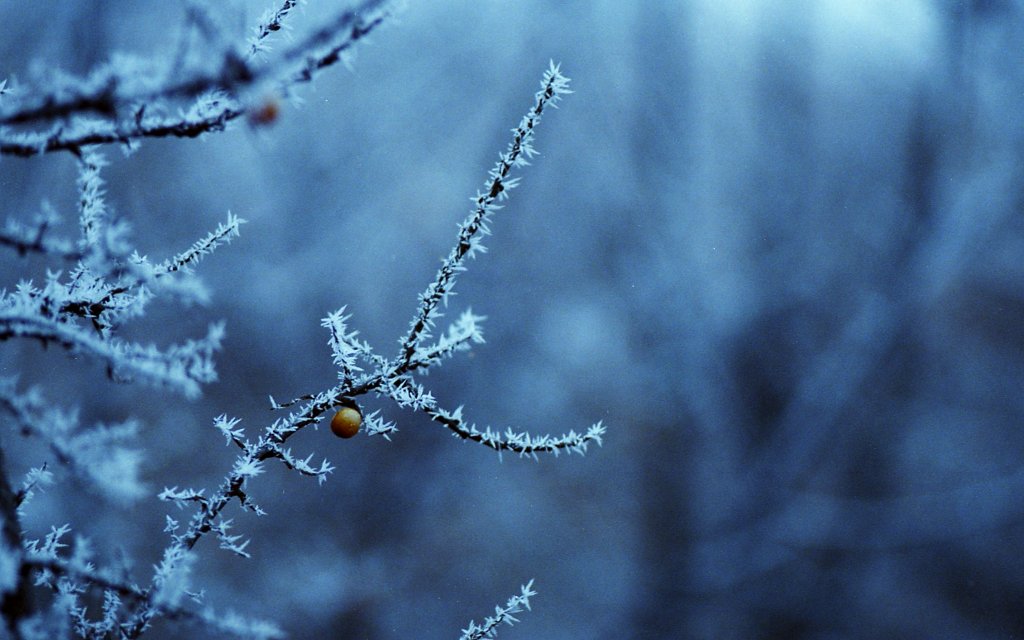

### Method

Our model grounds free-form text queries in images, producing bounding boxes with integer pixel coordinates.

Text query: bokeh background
[3,1,1024,638]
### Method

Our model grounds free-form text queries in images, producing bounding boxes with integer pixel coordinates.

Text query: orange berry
[248,97,280,127]
[330,407,362,439]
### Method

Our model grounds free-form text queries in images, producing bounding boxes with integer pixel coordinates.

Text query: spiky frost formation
[399,61,572,366]
[460,581,538,640]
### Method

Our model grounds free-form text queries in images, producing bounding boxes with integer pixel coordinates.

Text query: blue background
[3,1,1024,638]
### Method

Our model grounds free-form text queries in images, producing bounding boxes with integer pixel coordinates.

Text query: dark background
[3,1,1024,638]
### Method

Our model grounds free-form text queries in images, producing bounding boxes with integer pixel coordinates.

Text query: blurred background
[3,0,1024,637]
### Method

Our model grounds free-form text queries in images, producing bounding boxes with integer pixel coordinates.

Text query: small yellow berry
[330,407,362,439]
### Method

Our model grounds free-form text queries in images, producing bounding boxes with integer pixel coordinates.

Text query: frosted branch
[460,581,537,640]
[426,404,606,460]
[249,0,303,58]
[0,379,145,504]
[399,61,571,366]
[15,465,54,512]
[0,203,78,259]
[155,212,245,277]
[0,308,224,398]
[24,551,282,639]
[0,158,239,397]
[0,0,395,158]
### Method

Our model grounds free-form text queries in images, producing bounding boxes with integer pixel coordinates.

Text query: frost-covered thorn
[398,63,570,367]
[155,212,245,277]
[213,415,246,448]
[426,400,605,458]
[268,391,317,410]
[362,409,398,440]
[249,0,303,59]
[75,151,110,252]
[459,581,537,640]
[321,306,367,382]
[15,463,53,510]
